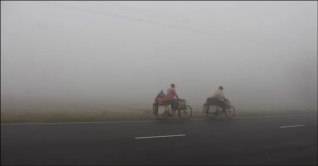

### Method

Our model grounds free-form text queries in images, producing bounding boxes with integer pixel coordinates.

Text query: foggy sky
[1,1,317,110]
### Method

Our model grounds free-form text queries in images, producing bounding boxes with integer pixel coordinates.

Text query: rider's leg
[170,100,178,116]
[175,100,180,110]
[219,100,226,113]
[168,105,173,116]
[173,100,182,117]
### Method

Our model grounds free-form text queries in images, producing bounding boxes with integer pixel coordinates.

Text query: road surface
[1,115,317,165]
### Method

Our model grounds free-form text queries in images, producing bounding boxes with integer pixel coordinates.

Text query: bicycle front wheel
[179,105,192,119]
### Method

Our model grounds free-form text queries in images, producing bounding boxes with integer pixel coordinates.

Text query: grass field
[1,108,316,123]
[1,97,316,123]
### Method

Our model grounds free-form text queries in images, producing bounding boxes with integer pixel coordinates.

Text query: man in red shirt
[166,84,182,115]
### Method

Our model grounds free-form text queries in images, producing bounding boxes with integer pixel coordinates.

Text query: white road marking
[135,134,186,139]
[280,125,305,128]
[1,114,316,126]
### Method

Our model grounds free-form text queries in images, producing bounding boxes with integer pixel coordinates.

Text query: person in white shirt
[207,86,227,113]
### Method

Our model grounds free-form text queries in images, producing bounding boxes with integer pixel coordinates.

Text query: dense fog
[1,1,317,111]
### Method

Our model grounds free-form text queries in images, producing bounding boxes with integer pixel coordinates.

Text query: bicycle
[153,99,193,120]
[204,99,235,120]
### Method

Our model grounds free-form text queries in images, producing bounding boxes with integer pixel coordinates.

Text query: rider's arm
[173,89,180,100]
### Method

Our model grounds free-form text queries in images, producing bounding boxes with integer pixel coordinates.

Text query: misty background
[1,1,317,112]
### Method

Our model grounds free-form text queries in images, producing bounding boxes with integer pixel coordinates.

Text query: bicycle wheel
[206,105,219,120]
[155,105,169,120]
[225,106,235,119]
[179,105,192,119]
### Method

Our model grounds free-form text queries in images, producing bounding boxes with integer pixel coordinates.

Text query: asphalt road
[1,115,317,165]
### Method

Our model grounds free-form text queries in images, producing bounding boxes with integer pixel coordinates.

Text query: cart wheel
[206,105,219,120]
[155,105,169,120]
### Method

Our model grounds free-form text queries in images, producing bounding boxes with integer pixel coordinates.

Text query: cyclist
[207,86,227,113]
[166,83,183,116]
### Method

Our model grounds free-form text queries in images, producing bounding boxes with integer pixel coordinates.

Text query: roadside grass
[1,108,316,123]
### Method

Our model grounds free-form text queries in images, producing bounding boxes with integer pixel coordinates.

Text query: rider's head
[219,86,223,90]
[171,84,175,88]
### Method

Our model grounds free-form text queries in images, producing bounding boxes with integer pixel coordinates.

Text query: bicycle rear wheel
[225,106,235,119]
[206,105,219,120]
[179,105,192,119]
[155,105,169,120]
